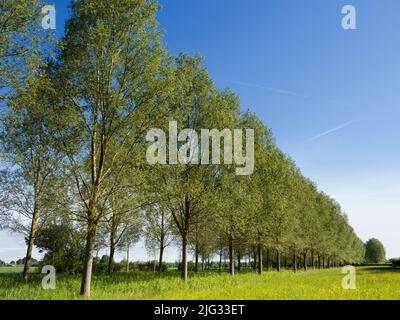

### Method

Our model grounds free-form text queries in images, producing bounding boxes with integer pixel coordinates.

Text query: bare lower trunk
[276,251,281,272]
[195,251,199,273]
[237,253,241,273]
[80,223,96,297]
[257,244,263,275]
[22,206,40,282]
[228,237,234,276]
[181,232,188,281]
[266,249,270,271]
[303,252,307,271]
[108,243,115,275]
[253,248,257,271]
[158,245,164,273]
[293,252,297,273]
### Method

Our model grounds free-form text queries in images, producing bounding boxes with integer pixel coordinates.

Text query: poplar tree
[53,0,170,296]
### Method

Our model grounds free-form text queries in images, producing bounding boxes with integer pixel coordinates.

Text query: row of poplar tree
[0,0,365,297]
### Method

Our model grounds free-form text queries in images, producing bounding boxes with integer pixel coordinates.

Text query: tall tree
[144,204,174,272]
[365,238,386,264]
[0,69,61,282]
[52,0,170,296]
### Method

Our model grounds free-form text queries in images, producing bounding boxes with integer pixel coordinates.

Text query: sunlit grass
[0,266,399,300]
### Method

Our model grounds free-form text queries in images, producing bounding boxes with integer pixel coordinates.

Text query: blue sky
[1,0,399,261]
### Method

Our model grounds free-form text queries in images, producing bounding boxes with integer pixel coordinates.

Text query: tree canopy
[0,0,369,297]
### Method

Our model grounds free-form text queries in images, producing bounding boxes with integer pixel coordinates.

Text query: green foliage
[365,238,386,264]
[0,0,373,297]
[35,220,86,274]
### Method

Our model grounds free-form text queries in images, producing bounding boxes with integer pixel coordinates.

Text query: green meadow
[1,266,399,300]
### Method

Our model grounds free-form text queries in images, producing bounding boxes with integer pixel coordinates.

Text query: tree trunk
[228,237,235,276]
[293,252,297,273]
[257,244,263,275]
[80,222,97,297]
[181,231,188,281]
[108,243,115,274]
[318,255,321,269]
[194,251,199,273]
[276,251,281,272]
[303,252,307,271]
[266,249,270,271]
[322,257,325,269]
[22,205,40,282]
[158,245,164,273]
[237,253,241,273]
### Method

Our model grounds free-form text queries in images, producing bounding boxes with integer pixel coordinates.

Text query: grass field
[0,266,399,300]
[0,266,39,274]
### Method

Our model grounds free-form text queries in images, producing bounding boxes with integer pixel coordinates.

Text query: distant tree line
[0,0,367,297]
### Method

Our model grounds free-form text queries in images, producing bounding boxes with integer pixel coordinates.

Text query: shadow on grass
[360,266,400,274]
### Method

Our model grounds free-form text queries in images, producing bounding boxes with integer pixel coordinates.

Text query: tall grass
[0,266,399,300]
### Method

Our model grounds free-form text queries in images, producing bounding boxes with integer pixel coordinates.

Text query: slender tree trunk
[293,252,297,273]
[158,245,164,273]
[318,255,321,269]
[276,251,281,272]
[194,229,199,272]
[257,244,263,275]
[228,237,235,276]
[108,243,115,274]
[322,257,325,269]
[327,257,331,269]
[266,249,270,271]
[194,251,199,273]
[303,252,307,271]
[22,204,40,282]
[284,256,287,269]
[181,231,188,281]
[80,222,97,297]
[237,253,241,273]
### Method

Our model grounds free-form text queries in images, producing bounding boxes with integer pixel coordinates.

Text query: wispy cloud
[216,78,355,108]
[304,118,362,143]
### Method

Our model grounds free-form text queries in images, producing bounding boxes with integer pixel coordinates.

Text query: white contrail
[217,78,356,107]
[305,118,361,143]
